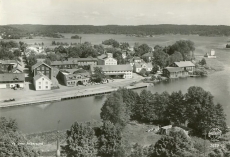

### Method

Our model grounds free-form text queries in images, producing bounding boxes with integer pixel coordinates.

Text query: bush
[194,69,208,76]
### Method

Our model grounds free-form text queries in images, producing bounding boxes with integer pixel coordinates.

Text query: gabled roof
[31,62,52,71]
[0,73,25,82]
[12,64,23,73]
[91,64,132,72]
[33,72,52,82]
[164,67,184,73]
[174,61,195,67]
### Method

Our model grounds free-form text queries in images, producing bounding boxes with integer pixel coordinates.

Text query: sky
[0,0,230,26]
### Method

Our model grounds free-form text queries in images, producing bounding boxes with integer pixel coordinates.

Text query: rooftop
[68,57,98,62]
[34,72,52,82]
[0,60,17,65]
[174,61,195,67]
[91,64,132,72]
[0,73,25,82]
[50,60,77,66]
[31,62,52,71]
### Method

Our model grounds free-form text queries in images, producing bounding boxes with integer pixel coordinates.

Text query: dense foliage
[0,117,39,157]
[102,39,120,48]
[101,86,227,136]
[5,24,230,37]
[90,67,106,83]
[62,122,97,157]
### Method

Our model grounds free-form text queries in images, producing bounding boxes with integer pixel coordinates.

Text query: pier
[0,83,148,108]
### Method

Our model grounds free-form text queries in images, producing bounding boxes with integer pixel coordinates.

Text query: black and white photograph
[0,0,230,156]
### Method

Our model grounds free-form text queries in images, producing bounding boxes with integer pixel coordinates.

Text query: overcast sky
[0,0,230,25]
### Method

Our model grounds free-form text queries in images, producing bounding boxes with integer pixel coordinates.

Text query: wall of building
[34,77,51,90]
[0,82,24,89]
[34,64,52,79]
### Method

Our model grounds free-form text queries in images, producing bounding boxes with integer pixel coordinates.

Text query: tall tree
[98,121,125,157]
[100,91,129,129]
[91,67,106,83]
[62,122,97,157]
[152,49,169,68]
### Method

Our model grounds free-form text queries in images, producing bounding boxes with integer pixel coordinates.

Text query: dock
[0,83,148,108]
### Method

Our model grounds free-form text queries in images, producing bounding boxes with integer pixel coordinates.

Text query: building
[0,60,18,72]
[68,57,98,66]
[133,62,153,73]
[163,67,188,78]
[12,64,24,73]
[98,53,117,65]
[170,61,195,73]
[90,64,133,79]
[31,62,52,79]
[33,72,52,90]
[204,49,217,58]
[50,60,78,69]
[0,73,25,89]
[142,52,154,61]
[58,69,90,86]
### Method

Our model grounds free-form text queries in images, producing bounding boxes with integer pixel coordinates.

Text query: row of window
[38,86,49,89]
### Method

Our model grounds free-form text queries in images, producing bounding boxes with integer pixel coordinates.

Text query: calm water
[1,34,230,133]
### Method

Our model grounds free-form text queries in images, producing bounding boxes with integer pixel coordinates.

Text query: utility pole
[56,120,60,157]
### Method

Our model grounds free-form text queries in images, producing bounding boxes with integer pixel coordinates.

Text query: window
[42,78,44,81]
[39,86,41,89]
[46,86,48,89]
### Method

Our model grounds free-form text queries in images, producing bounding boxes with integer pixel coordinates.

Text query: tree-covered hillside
[1,24,230,38]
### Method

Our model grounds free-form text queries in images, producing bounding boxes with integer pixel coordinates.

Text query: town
[1,0,230,156]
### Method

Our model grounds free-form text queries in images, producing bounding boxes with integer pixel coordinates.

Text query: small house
[33,72,52,90]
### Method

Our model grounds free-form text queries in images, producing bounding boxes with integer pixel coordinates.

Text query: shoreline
[0,82,148,109]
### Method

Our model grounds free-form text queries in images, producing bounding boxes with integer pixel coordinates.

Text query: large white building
[90,64,133,79]
[33,72,52,90]
[98,53,117,65]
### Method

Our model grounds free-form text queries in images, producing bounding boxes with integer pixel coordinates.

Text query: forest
[1,24,230,39]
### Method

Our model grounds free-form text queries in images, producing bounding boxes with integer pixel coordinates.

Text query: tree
[0,117,39,157]
[91,67,106,83]
[134,44,152,57]
[130,143,148,157]
[98,121,125,157]
[152,49,169,68]
[168,40,195,60]
[62,122,97,157]
[168,51,183,65]
[153,130,194,157]
[166,91,187,126]
[100,91,129,129]
[185,86,227,135]
[151,64,159,74]
[120,42,129,50]
[102,39,119,48]
[200,58,206,65]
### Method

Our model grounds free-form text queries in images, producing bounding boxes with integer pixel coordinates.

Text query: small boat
[4,99,15,102]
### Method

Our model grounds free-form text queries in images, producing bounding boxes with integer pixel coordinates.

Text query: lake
[0,34,230,133]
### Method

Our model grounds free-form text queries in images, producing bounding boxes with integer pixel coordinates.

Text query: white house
[133,62,153,73]
[33,72,52,90]
[98,53,117,65]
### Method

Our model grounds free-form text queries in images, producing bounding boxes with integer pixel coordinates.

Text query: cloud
[135,13,145,18]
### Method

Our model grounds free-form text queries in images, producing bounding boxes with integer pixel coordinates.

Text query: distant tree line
[4,24,230,37]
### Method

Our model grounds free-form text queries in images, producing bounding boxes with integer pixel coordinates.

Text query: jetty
[0,83,148,108]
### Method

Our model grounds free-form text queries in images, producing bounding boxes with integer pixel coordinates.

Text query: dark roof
[31,62,51,71]
[12,64,23,73]
[90,65,132,72]
[68,57,98,62]
[0,73,25,82]
[50,60,78,66]
[164,67,184,73]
